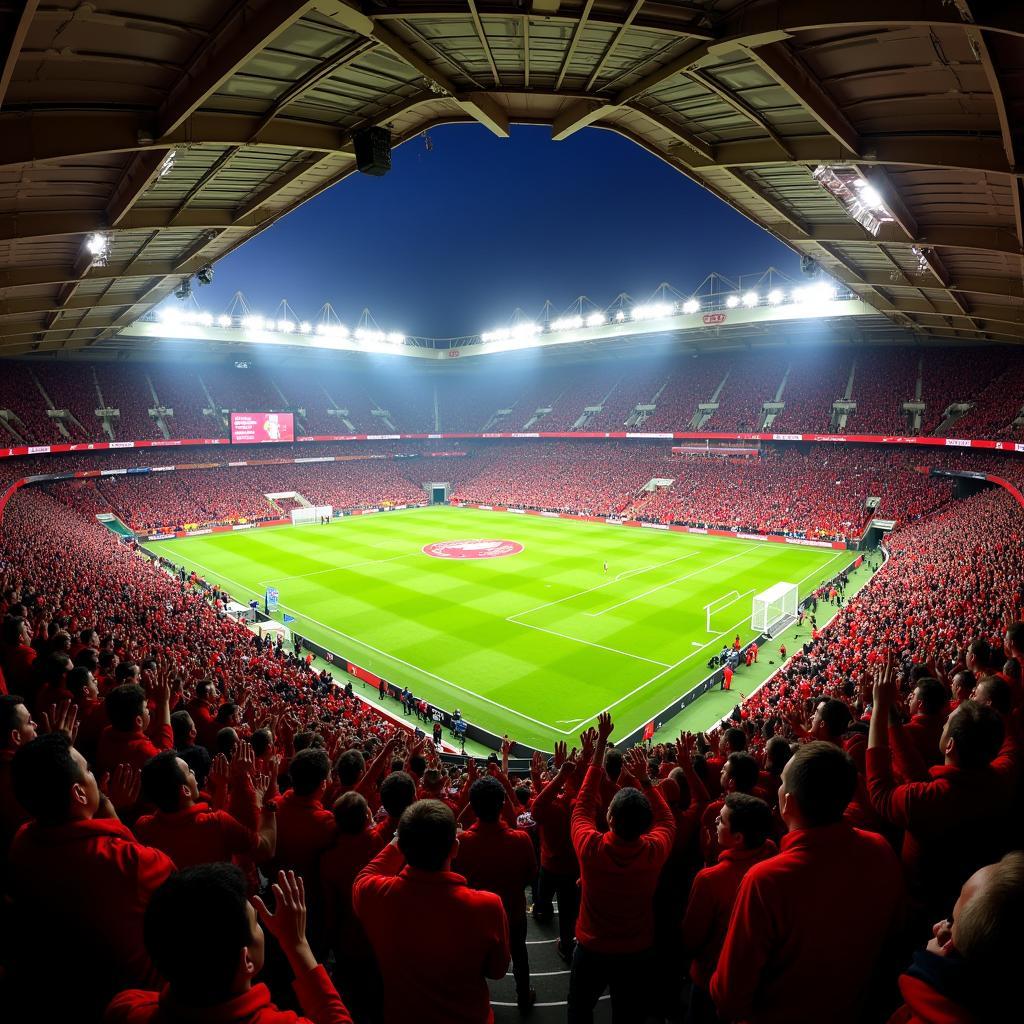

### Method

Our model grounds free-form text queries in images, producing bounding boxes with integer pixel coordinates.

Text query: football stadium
[1,3,1023,1023]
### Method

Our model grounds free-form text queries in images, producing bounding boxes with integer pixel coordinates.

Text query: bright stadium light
[632,302,674,320]
[551,315,584,331]
[276,319,295,333]
[682,299,699,314]
[217,314,232,328]
[386,332,405,344]
[586,312,606,328]
[197,311,214,327]
[767,289,784,305]
[159,306,183,325]
[742,291,758,307]
[614,310,626,322]
[726,295,739,308]
[242,315,265,331]
[299,321,312,334]
[86,232,109,261]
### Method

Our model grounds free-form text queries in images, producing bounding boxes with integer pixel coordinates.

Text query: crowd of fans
[3,346,1024,445]
[635,448,955,540]
[0,438,1023,1023]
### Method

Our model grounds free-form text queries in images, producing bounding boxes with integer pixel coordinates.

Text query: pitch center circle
[422,539,524,559]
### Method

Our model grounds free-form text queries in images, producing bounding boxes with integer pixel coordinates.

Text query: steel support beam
[157,0,320,137]
[0,0,37,111]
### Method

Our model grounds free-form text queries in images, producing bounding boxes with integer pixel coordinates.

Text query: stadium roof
[1,0,1023,355]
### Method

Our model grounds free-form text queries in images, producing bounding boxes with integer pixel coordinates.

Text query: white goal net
[290,505,332,525]
[751,582,798,636]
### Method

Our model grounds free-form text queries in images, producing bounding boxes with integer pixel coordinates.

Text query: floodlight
[386,332,405,344]
[197,311,214,326]
[614,310,626,322]
[174,278,192,300]
[217,314,232,328]
[299,321,312,334]
[682,299,699,314]
[767,289,784,304]
[742,292,758,307]
[196,264,214,286]
[586,313,606,328]
[86,232,109,259]
[242,315,264,331]
[276,319,295,333]
[726,295,739,308]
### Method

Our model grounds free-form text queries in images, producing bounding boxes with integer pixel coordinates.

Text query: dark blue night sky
[197,124,797,338]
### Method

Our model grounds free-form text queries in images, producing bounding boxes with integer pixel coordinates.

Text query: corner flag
[282,613,295,624]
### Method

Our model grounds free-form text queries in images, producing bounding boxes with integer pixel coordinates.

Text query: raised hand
[597,712,614,742]
[40,699,79,742]
[623,747,651,784]
[230,740,256,780]
[552,741,567,768]
[102,762,142,809]
[209,753,230,792]
[872,651,898,707]
[501,735,513,756]
[253,870,310,958]
[579,728,597,764]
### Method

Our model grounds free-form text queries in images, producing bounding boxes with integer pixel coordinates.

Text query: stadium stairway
[490,899,614,1023]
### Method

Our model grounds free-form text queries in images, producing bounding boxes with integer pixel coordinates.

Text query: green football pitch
[154,507,854,750]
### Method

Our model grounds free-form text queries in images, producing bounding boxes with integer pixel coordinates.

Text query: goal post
[290,505,332,525]
[751,582,799,636]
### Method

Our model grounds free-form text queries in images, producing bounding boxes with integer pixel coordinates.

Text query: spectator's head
[105,683,149,733]
[2,616,30,647]
[967,638,994,674]
[142,751,198,812]
[718,793,773,852]
[468,776,506,823]
[398,799,457,871]
[810,699,852,742]
[12,733,99,825]
[74,648,100,673]
[941,701,1003,769]
[289,747,330,798]
[143,864,264,1006]
[972,675,1012,716]
[196,679,217,704]
[333,748,364,786]
[79,628,99,649]
[779,741,856,830]
[215,727,238,761]
[215,702,238,727]
[1002,658,1020,684]
[607,786,652,841]
[250,729,273,758]
[171,710,196,748]
[1,695,36,752]
[67,666,98,702]
[37,652,71,688]
[942,847,1024,1007]
[952,669,976,704]
[380,771,416,819]
[603,747,622,782]
[1003,621,1024,660]
[332,791,369,835]
[722,727,747,754]
[115,662,141,685]
[721,752,760,794]
[764,735,793,776]
[909,678,949,718]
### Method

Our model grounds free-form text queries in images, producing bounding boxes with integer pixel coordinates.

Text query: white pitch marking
[553,550,854,734]
[510,620,671,668]
[584,545,762,617]
[259,551,418,586]
[153,553,561,735]
[507,550,701,621]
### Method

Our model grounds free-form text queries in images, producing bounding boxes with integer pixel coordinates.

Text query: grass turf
[154,506,854,750]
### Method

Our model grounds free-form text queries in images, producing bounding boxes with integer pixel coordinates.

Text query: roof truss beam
[0,0,37,111]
